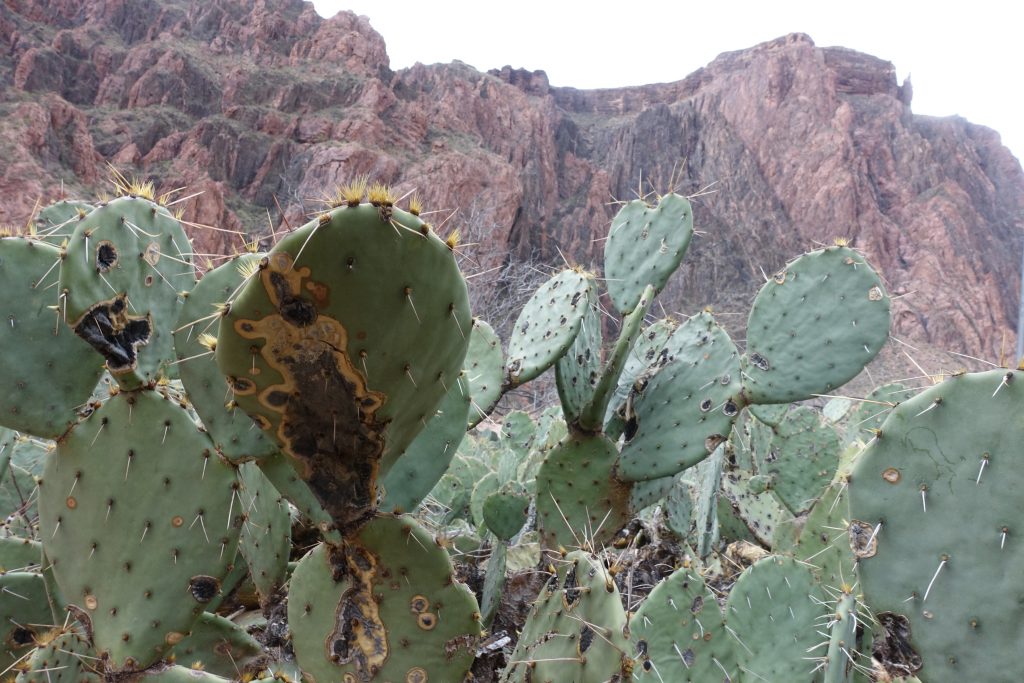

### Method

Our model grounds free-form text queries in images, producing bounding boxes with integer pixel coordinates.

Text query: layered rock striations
[1,1,1021,356]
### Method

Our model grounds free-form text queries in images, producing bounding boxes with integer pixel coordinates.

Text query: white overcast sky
[312,1,1023,163]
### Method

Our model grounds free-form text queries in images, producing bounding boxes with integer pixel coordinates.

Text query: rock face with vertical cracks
[72,294,152,372]
[231,253,387,534]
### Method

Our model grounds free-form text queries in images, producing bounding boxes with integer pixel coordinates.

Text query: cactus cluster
[13,162,1011,683]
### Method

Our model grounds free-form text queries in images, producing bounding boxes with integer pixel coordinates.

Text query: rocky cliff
[2,0,1022,358]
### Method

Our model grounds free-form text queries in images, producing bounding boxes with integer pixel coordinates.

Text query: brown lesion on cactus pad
[874,612,923,677]
[233,252,387,535]
[849,520,879,558]
[326,543,387,677]
[71,294,151,372]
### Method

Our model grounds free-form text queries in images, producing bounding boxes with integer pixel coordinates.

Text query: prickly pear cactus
[236,462,290,607]
[60,196,196,389]
[604,192,693,315]
[0,571,52,673]
[175,253,278,463]
[632,565,732,681]
[0,237,104,437]
[555,286,602,423]
[31,198,94,246]
[505,269,594,387]
[742,245,890,404]
[37,390,241,673]
[16,628,101,682]
[724,555,828,681]
[378,370,471,514]
[535,432,631,551]
[465,318,503,428]
[216,201,471,533]
[761,406,841,514]
[501,551,633,683]
[849,370,1024,682]
[618,311,742,482]
[288,514,480,682]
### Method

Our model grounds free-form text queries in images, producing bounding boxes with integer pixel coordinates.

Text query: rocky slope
[1,0,1021,358]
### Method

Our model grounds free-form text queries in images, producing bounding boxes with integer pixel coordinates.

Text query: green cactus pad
[822,589,860,683]
[480,541,507,626]
[724,555,828,680]
[175,253,278,463]
[747,402,790,427]
[763,406,841,514]
[0,237,104,438]
[848,369,1024,683]
[288,515,481,683]
[17,629,101,682]
[236,462,290,607]
[664,475,695,539]
[32,199,94,247]
[216,203,470,533]
[618,311,743,482]
[501,551,632,683]
[795,481,858,587]
[0,572,54,673]
[603,318,675,434]
[632,565,733,682]
[60,196,196,389]
[38,390,241,672]
[505,269,593,387]
[742,246,890,404]
[465,318,503,428]
[578,284,655,432]
[169,613,264,678]
[693,445,725,558]
[8,434,51,478]
[379,371,471,514]
[482,481,530,542]
[604,193,693,315]
[843,382,916,445]
[719,469,790,547]
[469,471,501,528]
[555,286,602,424]
[255,452,338,544]
[0,464,38,529]
[0,537,41,572]
[536,432,632,551]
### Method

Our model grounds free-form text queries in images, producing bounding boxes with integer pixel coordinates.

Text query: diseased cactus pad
[288,514,480,682]
[216,202,470,533]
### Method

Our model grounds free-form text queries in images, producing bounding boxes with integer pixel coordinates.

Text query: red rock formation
[0,2,1021,357]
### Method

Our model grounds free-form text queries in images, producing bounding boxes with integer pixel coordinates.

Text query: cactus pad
[505,269,593,387]
[216,203,470,533]
[604,193,693,315]
[742,246,890,404]
[465,318,503,428]
[288,515,480,682]
[175,253,278,463]
[535,432,631,551]
[501,551,632,682]
[38,390,241,672]
[60,197,195,389]
[849,370,1024,683]
[0,237,104,437]
[618,311,743,481]
[632,565,732,682]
